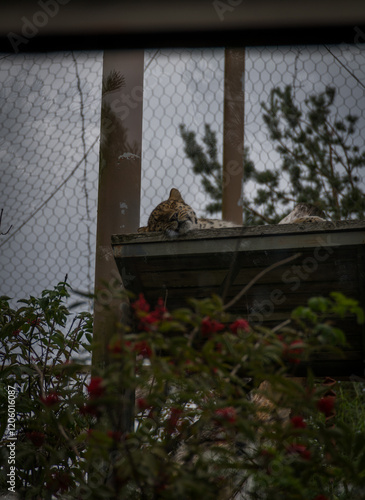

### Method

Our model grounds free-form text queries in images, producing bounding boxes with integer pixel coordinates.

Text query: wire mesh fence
[141,45,365,225]
[1,44,364,303]
[0,51,103,303]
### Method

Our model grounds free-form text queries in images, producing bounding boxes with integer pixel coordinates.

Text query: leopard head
[138,188,198,236]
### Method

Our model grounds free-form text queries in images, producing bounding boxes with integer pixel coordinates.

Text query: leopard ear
[169,188,184,202]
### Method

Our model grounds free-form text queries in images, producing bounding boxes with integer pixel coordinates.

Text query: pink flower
[317,396,335,417]
[201,316,224,337]
[290,415,307,429]
[214,406,237,424]
[230,319,250,334]
[87,377,105,398]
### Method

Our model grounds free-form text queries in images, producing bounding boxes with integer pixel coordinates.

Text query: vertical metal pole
[93,50,144,370]
[222,48,245,224]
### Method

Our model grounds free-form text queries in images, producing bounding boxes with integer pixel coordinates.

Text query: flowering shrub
[0,281,93,498]
[1,283,365,499]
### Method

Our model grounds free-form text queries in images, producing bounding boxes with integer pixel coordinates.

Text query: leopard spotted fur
[138,188,326,235]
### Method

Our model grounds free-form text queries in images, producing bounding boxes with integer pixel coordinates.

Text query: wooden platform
[112,220,365,378]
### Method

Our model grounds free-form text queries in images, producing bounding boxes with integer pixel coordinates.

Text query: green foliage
[180,85,365,223]
[0,282,93,499]
[102,70,125,96]
[1,284,365,499]
[179,123,225,215]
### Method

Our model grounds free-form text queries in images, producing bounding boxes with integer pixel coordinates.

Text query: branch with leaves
[180,85,365,224]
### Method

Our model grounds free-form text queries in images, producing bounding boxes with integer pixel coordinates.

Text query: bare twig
[188,325,200,347]
[272,319,291,333]
[0,137,98,249]
[58,423,80,459]
[324,45,365,91]
[241,200,272,224]
[31,362,45,400]
[0,209,12,235]
[223,253,302,311]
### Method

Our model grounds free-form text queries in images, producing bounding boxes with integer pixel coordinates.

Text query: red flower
[317,396,335,417]
[201,316,224,337]
[87,428,95,438]
[134,340,152,358]
[138,314,160,331]
[282,339,304,364]
[41,391,59,407]
[132,293,150,313]
[167,407,183,433]
[214,406,237,424]
[26,431,45,447]
[137,297,169,331]
[27,317,41,327]
[46,471,72,493]
[12,329,21,336]
[215,342,223,353]
[87,377,105,398]
[230,319,250,334]
[290,415,307,429]
[79,403,101,417]
[107,430,122,442]
[108,339,127,354]
[137,398,151,411]
[286,443,311,460]
[313,496,330,500]
[108,339,122,354]
[260,448,275,458]
[151,297,167,321]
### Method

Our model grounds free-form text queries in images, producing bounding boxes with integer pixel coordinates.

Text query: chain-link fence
[1,45,364,303]
[0,51,103,303]
[142,45,365,225]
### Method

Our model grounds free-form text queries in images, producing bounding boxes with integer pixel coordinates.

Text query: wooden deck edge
[112,219,365,245]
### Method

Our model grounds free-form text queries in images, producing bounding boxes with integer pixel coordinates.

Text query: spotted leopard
[138,188,326,235]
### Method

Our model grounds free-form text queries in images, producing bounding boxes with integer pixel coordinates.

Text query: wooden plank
[113,229,365,260]
[112,219,365,245]
[139,259,357,288]
[222,47,244,224]
[112,222,365,378]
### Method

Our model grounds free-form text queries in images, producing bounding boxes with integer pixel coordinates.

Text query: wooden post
[93,50,144,367]
[222,48,245,224]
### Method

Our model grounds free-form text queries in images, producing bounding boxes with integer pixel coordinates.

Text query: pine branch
[102,70,126,96]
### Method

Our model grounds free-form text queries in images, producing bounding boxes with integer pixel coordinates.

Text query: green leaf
[308,296,330,313]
